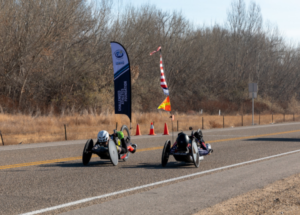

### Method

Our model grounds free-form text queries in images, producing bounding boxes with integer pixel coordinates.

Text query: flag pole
[160,48,174,142]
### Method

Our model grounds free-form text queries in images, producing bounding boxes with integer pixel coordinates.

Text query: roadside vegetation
[195,173,300,215]
[0,0,300,144]
[0,0,300,115]
[1,112,299,145]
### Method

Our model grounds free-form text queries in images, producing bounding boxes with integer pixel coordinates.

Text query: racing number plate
[108,139,118,166]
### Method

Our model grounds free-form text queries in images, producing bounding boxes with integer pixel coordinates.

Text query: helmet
[194,129,203,140]
[97,130,109,143]
[176,132,189,149]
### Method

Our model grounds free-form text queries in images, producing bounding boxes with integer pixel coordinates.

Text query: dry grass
[195,173,300,215]
[0,112,299,145]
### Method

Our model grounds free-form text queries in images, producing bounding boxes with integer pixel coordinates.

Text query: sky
[111,0,300,45]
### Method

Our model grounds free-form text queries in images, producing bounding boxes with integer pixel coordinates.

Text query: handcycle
[82,125,136,166]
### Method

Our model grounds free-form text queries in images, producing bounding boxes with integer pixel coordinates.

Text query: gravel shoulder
[195,173,300,215]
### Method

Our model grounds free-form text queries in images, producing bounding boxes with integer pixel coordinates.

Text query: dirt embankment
[195,173,300,215]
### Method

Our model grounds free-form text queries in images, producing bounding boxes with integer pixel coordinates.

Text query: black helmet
[177,132,189,149]
[194,129,203,140]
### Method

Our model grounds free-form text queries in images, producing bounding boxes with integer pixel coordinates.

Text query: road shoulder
[60,151,300,215]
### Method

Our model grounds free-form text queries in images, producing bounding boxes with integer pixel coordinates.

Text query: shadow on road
[122,162,195,169]
[245,138,300,142]
[39,160,116,168]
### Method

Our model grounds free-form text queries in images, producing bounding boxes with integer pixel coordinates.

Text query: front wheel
[162,140,171,167]
[82,139,94,166]
[191,140,200,168]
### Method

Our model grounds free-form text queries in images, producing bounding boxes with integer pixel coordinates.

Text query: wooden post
[284,113,285,122]
[64,124,67,140]
[223,115,224,128]
[177,120,179,131]
[242,115,243,126]
[0,130,4,146]
[259,114,260,125]
[116,122,118,130]
[272,113,273,123]
[293,113,295,121]
[202,117,204,130]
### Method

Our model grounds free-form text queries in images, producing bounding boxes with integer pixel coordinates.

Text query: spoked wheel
[82,139,94,166]
[121,125,131,161]
[191,140,200,168]
[161,140,171,167]
[121,125,131,142]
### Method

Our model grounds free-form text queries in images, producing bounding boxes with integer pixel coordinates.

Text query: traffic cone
[163,123,169,135]
[135,124,142,136]
[148,122,156,135]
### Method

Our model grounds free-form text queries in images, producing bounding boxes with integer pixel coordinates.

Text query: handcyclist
[170,129,213,156]
[193,129,213,156]
[93,130,136,154]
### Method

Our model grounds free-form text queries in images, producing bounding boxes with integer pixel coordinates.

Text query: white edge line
[21,149,300,215]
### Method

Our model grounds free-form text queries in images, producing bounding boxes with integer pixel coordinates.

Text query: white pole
[252,92,254,125]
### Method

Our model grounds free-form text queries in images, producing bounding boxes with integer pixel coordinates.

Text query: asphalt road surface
[1,122,300,215]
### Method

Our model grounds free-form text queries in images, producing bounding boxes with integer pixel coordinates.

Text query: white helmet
[97,130,109,143]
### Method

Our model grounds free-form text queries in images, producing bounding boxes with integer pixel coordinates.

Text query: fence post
[242,115,243,126]
[202,117,204,130]
[272,113,273,123]
[0,130,4,146]
[177,120,179,131]
[293,113,295,121]
[223,115,224,128]
[64,124,67,140]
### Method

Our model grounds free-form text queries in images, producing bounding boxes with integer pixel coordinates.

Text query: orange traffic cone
[163,123,169,135]
[148,122,156,135]
[135,124,142,136]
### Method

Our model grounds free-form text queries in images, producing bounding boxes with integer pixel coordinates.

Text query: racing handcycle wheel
[191,140,200,168]
[108,139,119,166]
[82,139,94,166]
[120,125,131,161]
[161,140,171,167]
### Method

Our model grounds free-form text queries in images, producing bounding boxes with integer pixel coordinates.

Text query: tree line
[0,0,299,115]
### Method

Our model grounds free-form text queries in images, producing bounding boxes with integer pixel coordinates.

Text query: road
[1,122,300,215]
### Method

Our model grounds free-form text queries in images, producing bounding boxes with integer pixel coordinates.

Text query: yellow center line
[1,129,300,170]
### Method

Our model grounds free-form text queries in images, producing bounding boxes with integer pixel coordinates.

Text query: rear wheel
[121,125,131,161]
[162,140,171,167]
[82,139,94,166]
[121,125,131,142]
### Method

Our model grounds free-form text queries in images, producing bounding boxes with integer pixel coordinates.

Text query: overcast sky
[110,0,300,45]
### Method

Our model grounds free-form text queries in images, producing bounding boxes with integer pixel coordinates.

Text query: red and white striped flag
[150,46,161,56]
[160,54,169,95]
[150,46,169,96]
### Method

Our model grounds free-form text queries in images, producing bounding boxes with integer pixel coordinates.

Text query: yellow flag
[158,96,171,111]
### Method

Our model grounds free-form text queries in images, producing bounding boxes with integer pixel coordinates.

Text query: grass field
[0,112,299,145]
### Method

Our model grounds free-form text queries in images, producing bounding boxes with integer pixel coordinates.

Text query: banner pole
[130,121,132,136]
[161,47,173,143]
